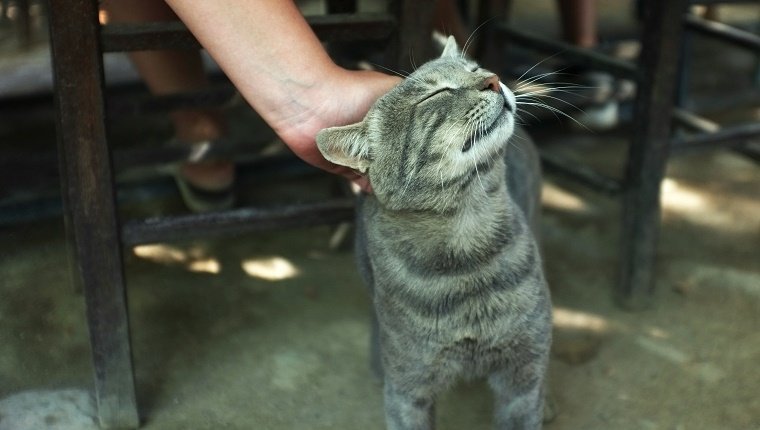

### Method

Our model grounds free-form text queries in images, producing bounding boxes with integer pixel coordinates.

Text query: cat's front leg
[383,380,436,430]
[488,360,547,430]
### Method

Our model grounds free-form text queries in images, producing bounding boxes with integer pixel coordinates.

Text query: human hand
[271,69,400,193]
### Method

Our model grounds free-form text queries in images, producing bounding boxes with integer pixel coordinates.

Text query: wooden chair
[474,0,759,309]
[47,0,436,427]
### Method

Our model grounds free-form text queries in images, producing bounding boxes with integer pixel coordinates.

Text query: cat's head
[317,36,516,212]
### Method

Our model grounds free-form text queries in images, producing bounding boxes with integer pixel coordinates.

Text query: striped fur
[318,37,552,430]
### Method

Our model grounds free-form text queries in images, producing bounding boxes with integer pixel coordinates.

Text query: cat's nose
[481,74,501,93]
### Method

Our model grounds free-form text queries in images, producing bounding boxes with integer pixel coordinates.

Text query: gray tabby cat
[317,37,552,430]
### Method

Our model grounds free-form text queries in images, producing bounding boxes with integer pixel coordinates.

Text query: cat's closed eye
[418,87,453,104]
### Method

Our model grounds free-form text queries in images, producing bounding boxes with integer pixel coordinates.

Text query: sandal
[169,139,236,213]
[173,171,235,213]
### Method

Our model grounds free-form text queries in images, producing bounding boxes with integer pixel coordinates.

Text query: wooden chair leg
[616,0,689,309]
[474,0,514,69]
[48,0,139,427]
[387,0,437,70]
[326,0,356,14]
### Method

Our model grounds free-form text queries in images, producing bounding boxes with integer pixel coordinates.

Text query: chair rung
[121,199,355,245]
[492,23,640,80]
[108,85,237,115]
[684,14,760,52]
[672,122,760,152]
[101,13,396,52]
[672,108,720,133]
[539,152,623,196]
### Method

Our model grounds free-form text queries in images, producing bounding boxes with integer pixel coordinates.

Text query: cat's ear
[316,122,371,173]
[441,35,461,58]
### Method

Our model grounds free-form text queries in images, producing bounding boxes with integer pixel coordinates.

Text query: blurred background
[0,1,758,429]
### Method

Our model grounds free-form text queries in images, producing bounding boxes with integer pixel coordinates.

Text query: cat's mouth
[462,107,509,152]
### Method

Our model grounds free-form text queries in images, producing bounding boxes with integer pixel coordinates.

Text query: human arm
[164,0,401,189]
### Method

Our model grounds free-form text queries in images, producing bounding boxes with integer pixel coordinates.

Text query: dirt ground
[1,1,758,430]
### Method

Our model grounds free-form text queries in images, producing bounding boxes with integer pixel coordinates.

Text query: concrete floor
[2,143,758,430]
[1,2,759,430]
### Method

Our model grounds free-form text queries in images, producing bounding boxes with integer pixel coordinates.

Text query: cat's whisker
[515,97,551,109]
[517,101,591,131]
[461,18,496,59]
[514,68,570,90]
[516,83,592,119]
[515,85,596,99]
[520,82,590,89]
[369,62,425,85]
[399,169,415,200]
[478,122,490,193]
[516,88,570,98]
[369,62,409,78]
[515,86,594,100]
[515,80,588,95]
[439,120,466,155]
[507,139,525,156]
[517,93,585,114]
[440,119,464,140]
[474,161,485,192]
[524,93,587,114]
[516,109,540,123]
[513,51,565,84]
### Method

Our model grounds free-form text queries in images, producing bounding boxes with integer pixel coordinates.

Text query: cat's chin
[461,109,514,155]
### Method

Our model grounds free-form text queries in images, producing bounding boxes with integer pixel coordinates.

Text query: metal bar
[48,0,139,427]
[617,0,689,310]
[672,122,760,151]
[684,14,760,52]
[492,23,640,80]
[539,153,623,196]
[101,14,396,52]
[122,199,355,246]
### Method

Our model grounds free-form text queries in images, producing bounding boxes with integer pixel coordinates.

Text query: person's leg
[557,0,597,48]
[555,0,622,131]
[102,0,233,194]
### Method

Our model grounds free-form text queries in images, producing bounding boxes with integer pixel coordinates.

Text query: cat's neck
[373,159,519,244]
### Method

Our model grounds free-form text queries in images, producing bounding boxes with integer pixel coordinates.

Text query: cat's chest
[364,200,542,338]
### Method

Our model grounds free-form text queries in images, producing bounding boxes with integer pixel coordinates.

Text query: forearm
[163,0,400,188]
[164,0,343,135]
